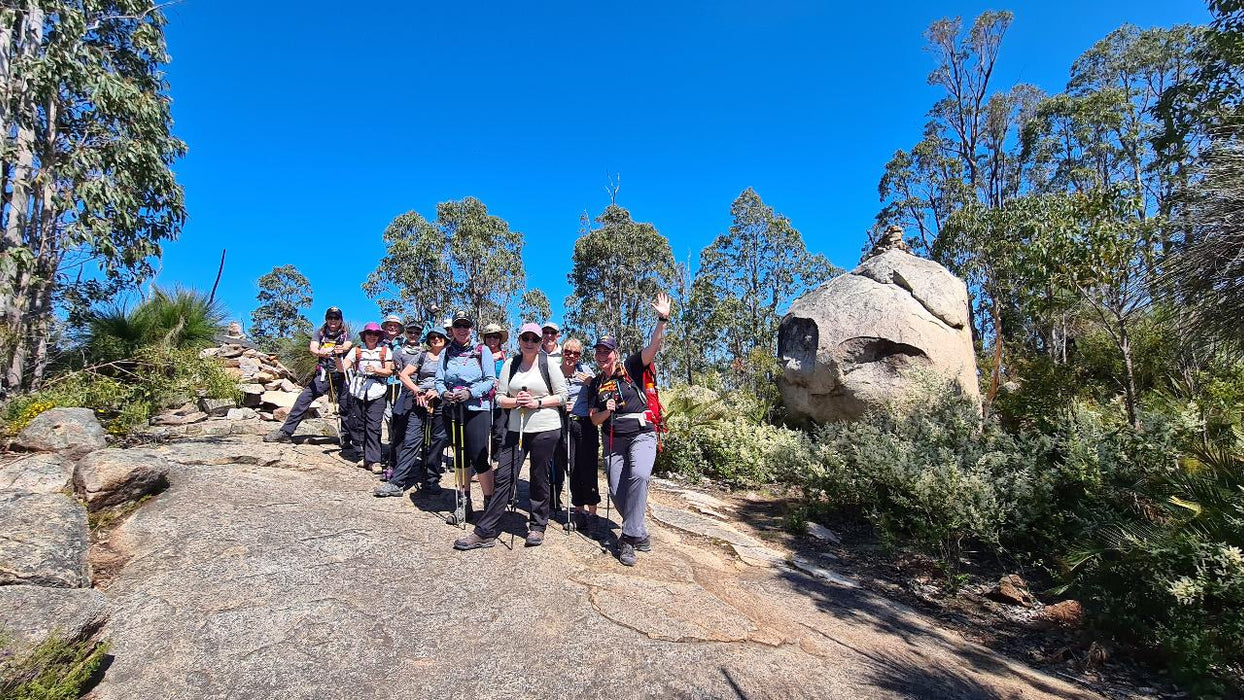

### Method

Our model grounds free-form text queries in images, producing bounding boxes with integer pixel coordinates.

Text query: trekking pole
[455,400,468,529]
[449,400,462,526]
[604,417,613,537]
[509,388,527,549]
[563,414,573,533]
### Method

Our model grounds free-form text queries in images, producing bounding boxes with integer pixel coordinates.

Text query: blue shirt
[434,340,496,412]
[564,362,592,418]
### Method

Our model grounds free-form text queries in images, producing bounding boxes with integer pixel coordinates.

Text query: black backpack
[507,352,552,396]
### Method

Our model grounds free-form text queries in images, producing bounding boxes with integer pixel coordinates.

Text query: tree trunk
[1118,318,1140,430]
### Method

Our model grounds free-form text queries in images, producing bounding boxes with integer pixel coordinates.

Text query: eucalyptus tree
[565,204,675,351]
[1,1,187,392]
[365,198,525,326]
[251,265,314,351]
[517,288,551,325]
[693,188,835,372]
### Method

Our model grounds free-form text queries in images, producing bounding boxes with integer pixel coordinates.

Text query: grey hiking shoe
[373,482,403,498]
[524,530,545,547]
[618,541,637,567]
[635,537,651,553]
[264,429,292,443]
[453,532,496,551]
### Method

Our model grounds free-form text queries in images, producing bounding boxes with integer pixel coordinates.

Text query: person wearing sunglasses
[480,323,509,466]
[552,338,595,518]
[540,321,562,362]
[585,292,671,566]
[454,323,568,550]
[434,311,498,524]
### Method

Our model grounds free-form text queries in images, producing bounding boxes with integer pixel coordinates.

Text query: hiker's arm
[398,363,419,393]
[372,358,394,378]
[308,339,322,356]
[542,364,568,408]
[641,292,671,367]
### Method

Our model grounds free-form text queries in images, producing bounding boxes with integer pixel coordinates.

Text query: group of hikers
[263,294,672,567]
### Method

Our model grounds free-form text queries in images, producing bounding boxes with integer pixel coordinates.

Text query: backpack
[615,360,668,449]
[441,343,494,399]
[507,352,552,396]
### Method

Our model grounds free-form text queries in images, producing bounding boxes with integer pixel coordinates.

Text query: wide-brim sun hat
[381,314,404,331]
[360,322,384,338]
[425,328,448,342]
[481,323,509,343]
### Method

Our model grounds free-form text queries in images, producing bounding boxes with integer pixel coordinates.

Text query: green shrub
[82,286,225,364]
[0,632,109,700]
[2,346,240,436]
[655,383,811,487]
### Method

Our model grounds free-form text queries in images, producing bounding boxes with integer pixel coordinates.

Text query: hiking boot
[575,510,594,533]
[264,429,292,444]
[380,467,393,482]
[618,541,637,567]
[373,482,403,498]
[453,532,496,551]
[423,482,442,497]
[635,537,652,553]
[524,530,545,547]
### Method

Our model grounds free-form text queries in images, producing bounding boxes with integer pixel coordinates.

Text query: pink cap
[517,322,542,339]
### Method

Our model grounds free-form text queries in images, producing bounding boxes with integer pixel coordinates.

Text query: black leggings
[567,416,601,506]
[474,428,560,538]
[442,405,491,480]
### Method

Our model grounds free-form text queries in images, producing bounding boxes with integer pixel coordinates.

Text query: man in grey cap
[540,321,562,363]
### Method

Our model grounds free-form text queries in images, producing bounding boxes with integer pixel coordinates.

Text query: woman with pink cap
[454,322,568,550]
[340,321,395,472]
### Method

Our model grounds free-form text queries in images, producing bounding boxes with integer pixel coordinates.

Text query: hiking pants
[567,415,600,507]
[393,403,446,489]
[443,406,491,480]
[281,370,353,447]
[387,386,407,466]
[604,431,658,541]
[474,428,559,539]
[490,405,507,461]
[351,395,386,465]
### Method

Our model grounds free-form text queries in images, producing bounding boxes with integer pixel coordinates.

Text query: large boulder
[0,491,90,587]
[777,249,979,424]
[13,407,107,457]
[0,453,74,494]
[0,585,109,651]
[75,448,171,512]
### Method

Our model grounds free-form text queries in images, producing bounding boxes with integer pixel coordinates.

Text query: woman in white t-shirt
[339,322,395,473]
[454,323,568,550]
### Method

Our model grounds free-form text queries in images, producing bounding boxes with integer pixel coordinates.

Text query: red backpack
[617,360,668,449]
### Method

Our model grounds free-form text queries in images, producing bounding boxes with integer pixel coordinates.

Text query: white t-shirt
[345,346,389,400]
[498,356,568,433]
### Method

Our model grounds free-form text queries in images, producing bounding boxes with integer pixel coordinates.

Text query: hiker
[377,324,447,497]
[558,338,601,530]
[540,321,562,362]
[454,322,568,550]
[481,323,509,465]
[265,307,355,451]
[341,322,395,473]
[435,312,498,525]
[585,293,671,566]
[551,337,593,515]
[380,314,408,477]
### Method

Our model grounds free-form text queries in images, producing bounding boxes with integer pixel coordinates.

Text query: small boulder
[239,384,265,407]
[225,407,257,420]
[238,356,262,375]
[197,397,235,417]
[261,391,299,409]
[0,585,109,651]
[272,406,291,422]
[987,574,1035,607]
[293,417,338,440]
[151,410,208,426]
[279,378,299,392]
[0,454,74,495]
[0,491,90,587]
[1041,600,1083,627]
[14,408,107,457]
[74,448,170,512]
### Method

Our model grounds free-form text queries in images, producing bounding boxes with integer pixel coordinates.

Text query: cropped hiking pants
[281,370,353,447]
[564,415,600,507]
[350,395,386,465]
[474,428,560,539]
[392,402,446,490]
[442,405,491,482]
[604,430,657,542]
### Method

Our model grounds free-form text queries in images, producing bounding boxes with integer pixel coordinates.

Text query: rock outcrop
[0,454,75,494]
[0,585,109,650]
[777,245,979,424]
[14,407,108,457]
[0,491,91,587]
[75,448,171,512]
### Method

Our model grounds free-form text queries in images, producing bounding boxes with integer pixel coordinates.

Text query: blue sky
[153,0,1210,330]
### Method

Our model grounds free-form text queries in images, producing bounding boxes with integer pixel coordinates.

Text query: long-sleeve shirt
[498,355,568,433]
[434,340,496,412]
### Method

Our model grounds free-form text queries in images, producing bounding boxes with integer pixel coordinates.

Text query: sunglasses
[542,329,558,335]
[563,350,582,357]
[452,323,471,329]
[519,335,540,343]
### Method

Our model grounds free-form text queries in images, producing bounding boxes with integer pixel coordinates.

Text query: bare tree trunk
[1118,318,1140,430]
